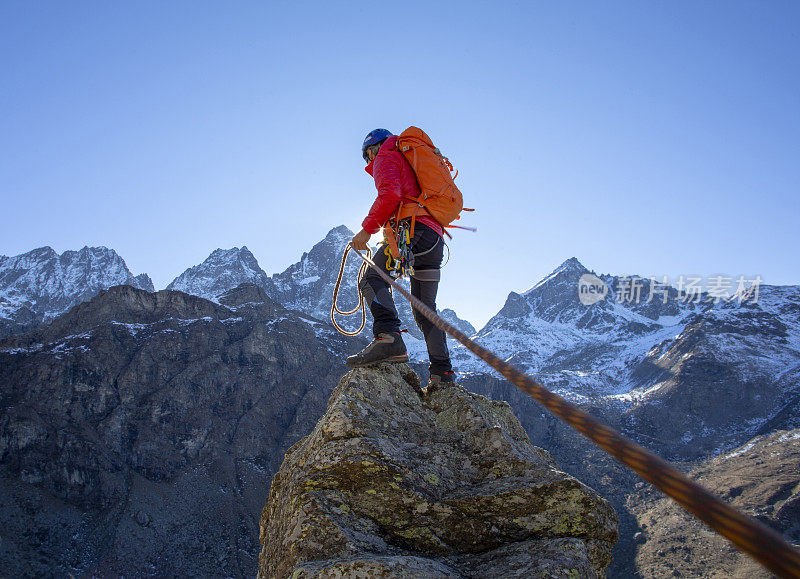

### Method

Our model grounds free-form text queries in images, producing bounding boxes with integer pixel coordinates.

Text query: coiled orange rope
[330,244,369,336]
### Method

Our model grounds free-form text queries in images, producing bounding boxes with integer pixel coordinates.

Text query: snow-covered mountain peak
[454,257,703,394]
[324,225,355,246]
[0,246,152,337]
[271,226,355,290]
[270,226,355,308]
[549,256,588,277]
[59,246,132,284]
[525,257,589,295]
[453,256,800,409]
[486,257,598,326]
[167,247,272,302]
[164,228,360,321]
[302,226,356,263]
[440,308,477,337]
[134,274,155,293]
[21,246,59,261]
[67,245,115,258]
[205,246,257,265]
[7,246,59,270]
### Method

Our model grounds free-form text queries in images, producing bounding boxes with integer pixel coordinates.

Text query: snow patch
[776,431,800,444]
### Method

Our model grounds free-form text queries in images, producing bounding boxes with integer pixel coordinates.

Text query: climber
[347,128,455,389]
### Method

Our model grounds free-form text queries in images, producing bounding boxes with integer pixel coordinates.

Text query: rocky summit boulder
[258,364,618,578]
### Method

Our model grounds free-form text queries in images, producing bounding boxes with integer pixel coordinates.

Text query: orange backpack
[394,126,472,238]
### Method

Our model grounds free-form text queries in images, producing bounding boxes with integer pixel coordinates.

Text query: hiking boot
[424,371,456,396]
[346,332,409,367]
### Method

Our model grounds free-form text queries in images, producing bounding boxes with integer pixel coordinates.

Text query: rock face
[258,364,618,578]
[630,428,800,578]
[460,364,800,577]
[0,246,153,338]
[0,283,365,577]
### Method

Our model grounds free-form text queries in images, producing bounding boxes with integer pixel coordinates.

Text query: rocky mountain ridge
[0,246,153,338]
[452,259,800,455]
[0,227,474,355]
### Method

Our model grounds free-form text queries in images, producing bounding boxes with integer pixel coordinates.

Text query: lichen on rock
[258,363,618,578]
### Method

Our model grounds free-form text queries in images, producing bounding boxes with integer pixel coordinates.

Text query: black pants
[358,222,452,375]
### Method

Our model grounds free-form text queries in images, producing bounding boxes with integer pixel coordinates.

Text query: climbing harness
[344,244,800,579]
[385,220,415,279]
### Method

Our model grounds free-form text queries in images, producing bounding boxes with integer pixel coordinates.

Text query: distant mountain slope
[630,428,800,577]
[621,283,800,458]
[453,259,714,395]
[0,246,153,338]
[440,307,476,337]
[0,283,364,577]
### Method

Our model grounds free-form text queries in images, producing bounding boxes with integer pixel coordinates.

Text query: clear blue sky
[2,1,798,328]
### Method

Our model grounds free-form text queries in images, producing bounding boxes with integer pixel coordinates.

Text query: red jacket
[362,135,443,237]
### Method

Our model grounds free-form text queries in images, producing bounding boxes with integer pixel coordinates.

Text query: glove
[351,229,371,251]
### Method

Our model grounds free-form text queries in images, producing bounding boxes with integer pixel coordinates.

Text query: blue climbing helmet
[362,128,393,161]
